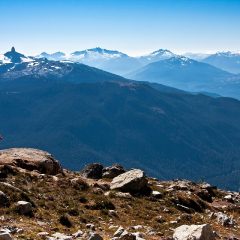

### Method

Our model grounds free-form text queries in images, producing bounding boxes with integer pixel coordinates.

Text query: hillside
[0,148,239,240]
[0,78,240,190]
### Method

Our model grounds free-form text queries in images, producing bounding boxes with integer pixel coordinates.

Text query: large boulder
[110,169,148,193]
[0,148,62,175]
[173,224,215,240]
[81,163,103,179]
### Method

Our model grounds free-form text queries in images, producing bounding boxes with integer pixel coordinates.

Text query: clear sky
[0,0,240,56]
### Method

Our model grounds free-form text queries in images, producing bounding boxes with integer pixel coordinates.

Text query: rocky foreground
[0,148,239,240]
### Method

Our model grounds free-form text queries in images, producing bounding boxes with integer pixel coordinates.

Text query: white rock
[48,232,72,240]
[173,224,215,240]
[151,190,162,198]
[215,212,235,227]
[72,230,83,238]
[37,232,49,238]
[114,227,125,237]
[110,169,148,193]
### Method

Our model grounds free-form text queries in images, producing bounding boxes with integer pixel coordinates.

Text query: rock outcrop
[0,148,62,175]
[110,169,148,193]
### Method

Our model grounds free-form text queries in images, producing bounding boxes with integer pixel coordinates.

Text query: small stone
[86,224,95,231]
[215,212,235,227]
[102,164,125,179]
[37,232,49,239]
[151,190,162,198]
[49,232,72,240]
[114,227,125,237]
[81,163,103,179]
[0,191,9,207]
[88,232,103,240]
[72,230,83,238]
[15,201,33,216]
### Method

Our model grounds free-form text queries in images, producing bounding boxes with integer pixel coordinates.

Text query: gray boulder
[173,224,215,240]
[110,169,148,193]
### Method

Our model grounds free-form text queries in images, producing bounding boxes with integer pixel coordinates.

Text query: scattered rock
[151,190,162,198]
[0,191,9,207]
[102,164,125,179]
[195,189,213,203]
[48,232,72,240]
[86,223,96,231]
[0,148,62,175]
[155,215,166,223]
[81,163,103,179]
[173,224,215,240]
[215,212,235,227]
[70,177,89,190]
[59,214,73,228]
[110,169,148,194]
[15,201,33,216]
[0,230,12,240]
[88,232,103,240]
[37,232,49,239]
[72,230,83,238]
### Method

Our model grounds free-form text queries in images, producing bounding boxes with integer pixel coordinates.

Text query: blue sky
[0,0,240,56]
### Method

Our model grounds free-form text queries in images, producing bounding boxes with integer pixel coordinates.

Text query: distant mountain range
[1,48,240,191]
[127,56,240,99]
[202,51,240,74]
[1,47,240,99]
[35,47,240,74]
[35,48,178,75]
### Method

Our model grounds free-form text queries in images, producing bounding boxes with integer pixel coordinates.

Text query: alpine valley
[1,47,240,192]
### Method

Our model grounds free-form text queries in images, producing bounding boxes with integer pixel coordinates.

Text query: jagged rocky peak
[11,46,16,52]
[3,47,30,63]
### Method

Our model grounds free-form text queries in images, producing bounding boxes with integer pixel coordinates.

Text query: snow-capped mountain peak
[70,47,128,60]
[37,52,66,61]
[149,49,175,57]
[0,48,73,79]
[138,49,176,64]
[215,51,240,57]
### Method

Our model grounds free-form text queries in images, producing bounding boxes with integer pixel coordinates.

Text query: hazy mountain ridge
[128,55,240,99]
[202,51,240,74]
